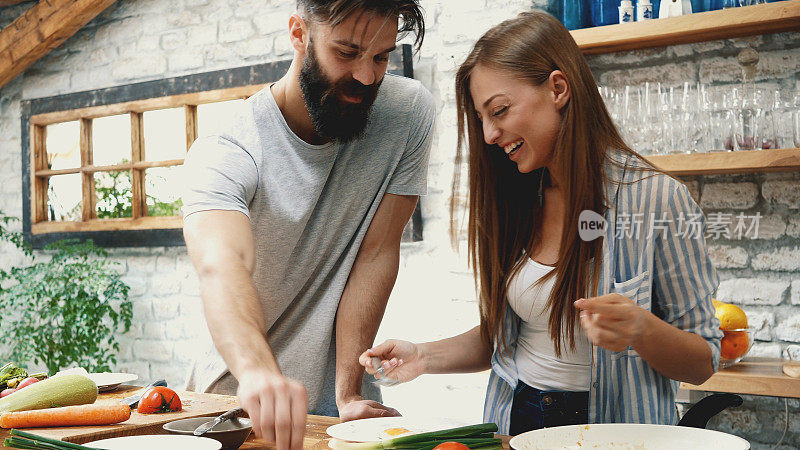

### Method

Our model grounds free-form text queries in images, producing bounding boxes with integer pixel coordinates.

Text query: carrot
[0,403,131,428]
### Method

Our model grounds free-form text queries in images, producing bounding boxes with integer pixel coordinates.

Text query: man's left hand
[338,397,401,422]
[574,294,651,352]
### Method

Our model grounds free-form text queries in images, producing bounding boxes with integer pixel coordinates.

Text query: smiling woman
[364,10,722,437]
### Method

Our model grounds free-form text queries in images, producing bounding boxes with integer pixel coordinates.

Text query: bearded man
[181,1,431,449]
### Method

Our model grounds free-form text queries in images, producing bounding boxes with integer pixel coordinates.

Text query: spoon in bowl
[193,407,245,436]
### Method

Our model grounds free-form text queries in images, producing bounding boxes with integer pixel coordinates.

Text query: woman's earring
[538,170,545,205]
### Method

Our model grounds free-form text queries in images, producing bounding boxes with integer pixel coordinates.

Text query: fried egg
[379,427,412,440]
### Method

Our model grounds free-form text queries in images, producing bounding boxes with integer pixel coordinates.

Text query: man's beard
[299,42,381,143]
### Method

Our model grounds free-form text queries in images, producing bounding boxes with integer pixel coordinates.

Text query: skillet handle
[677,393,743,429]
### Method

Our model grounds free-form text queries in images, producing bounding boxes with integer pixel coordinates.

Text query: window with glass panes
[28,86,261,235]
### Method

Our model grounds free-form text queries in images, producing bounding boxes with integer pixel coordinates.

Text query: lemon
[714,302,748,331]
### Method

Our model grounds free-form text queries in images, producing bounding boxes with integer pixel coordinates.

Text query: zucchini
[0,375,97,413]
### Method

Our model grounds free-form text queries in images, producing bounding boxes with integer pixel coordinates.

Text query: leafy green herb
[0,211,132,374]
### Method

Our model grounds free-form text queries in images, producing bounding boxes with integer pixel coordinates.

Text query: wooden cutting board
[0,385,240,445]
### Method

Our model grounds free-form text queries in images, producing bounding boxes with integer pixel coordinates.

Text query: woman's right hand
[359,339,426,384]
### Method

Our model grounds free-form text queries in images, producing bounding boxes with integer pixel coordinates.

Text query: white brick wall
[1,0,799,446]
[763,180,800,209]
[708,244,749,269]
[716,278,789,306]
[700,182,759,210]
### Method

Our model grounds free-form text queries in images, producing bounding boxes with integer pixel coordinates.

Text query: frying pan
[509,394,749,449]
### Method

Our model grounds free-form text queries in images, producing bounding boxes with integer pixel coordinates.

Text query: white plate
[85,372,139,392]
[509,424,750,450]
[85,435,221,450]
[326,416,468,442]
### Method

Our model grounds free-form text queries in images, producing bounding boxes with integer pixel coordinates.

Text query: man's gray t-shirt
[181,74,435,416]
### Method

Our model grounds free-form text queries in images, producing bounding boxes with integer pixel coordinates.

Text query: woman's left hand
[574,294,651,352]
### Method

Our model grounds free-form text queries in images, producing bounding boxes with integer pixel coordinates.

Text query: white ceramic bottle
[619,0,635,22]
[659,0,692,18]
[637,0,654,20]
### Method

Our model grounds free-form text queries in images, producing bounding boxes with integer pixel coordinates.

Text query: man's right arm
[183,210,307,450]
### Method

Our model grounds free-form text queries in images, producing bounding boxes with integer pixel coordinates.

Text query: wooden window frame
[28,84,265,235]
[21,44,422,248]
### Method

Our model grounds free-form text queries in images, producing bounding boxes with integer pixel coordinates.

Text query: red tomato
[137,386,182,414]
[433,443,470,450]
[16,377,39,390]
[0,388,16,398]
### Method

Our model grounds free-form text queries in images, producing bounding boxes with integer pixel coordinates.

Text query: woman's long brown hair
[452,11,645,356]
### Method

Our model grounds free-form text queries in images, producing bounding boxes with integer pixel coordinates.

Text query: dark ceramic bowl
[163,416,252,450]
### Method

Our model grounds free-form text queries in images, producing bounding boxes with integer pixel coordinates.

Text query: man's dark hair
[296,0,425,50]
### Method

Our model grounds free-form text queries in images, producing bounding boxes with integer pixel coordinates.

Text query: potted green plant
[0,212,133,374]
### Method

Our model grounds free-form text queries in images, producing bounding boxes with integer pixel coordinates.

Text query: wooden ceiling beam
[0,0,117,89]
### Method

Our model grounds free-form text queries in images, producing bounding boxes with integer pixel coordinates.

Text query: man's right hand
[237,370,308,450]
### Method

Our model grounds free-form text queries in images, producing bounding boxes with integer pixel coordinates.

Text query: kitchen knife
[193,407,245,436]
[121,379,167,408]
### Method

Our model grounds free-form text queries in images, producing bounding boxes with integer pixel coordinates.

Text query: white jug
[659,0,693,17]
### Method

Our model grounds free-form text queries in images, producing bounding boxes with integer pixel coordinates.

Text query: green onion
[330,423,499,449]
[5,430,105,450]
[390,423,498,446]
[6,436,66,450]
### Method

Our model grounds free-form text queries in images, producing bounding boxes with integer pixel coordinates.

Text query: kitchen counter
[0,386,511,449]
[680,357,800,398]
[240,415,511,449]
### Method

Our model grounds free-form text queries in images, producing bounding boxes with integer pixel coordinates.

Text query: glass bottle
[590,0,619,26]
[651,0,662,17]
[690,0,709,12]
[708,0,725,10]
[557,0,589,30]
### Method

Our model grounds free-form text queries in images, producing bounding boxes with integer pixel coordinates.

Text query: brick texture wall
[0,0,798,447]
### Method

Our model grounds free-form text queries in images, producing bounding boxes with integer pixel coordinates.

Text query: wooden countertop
[0,387,510,449]
[241,415,513,449]
[680,357,800,398]
[240,414,338,449]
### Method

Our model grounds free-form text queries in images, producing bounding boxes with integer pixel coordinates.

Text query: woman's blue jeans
[509,380,590,435]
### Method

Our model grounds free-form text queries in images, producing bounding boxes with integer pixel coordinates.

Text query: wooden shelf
[680,357,800,398]
[572,0,800,55]
[644,147,800,176]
